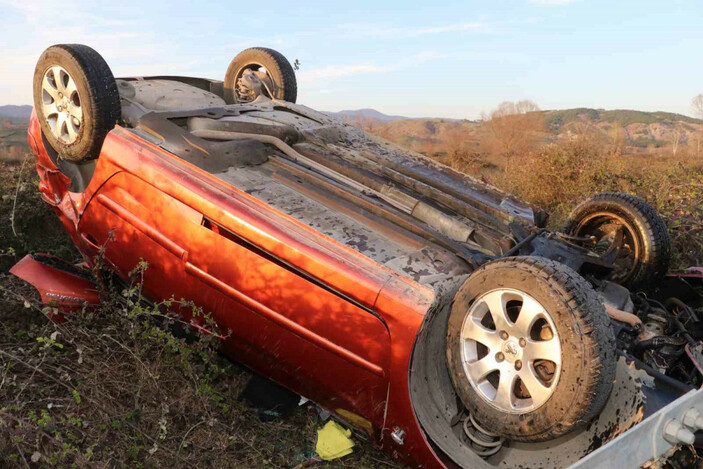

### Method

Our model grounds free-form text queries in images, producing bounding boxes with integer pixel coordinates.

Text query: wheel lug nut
[499,331,509,340]
[58,92,63,98]
[496,352,505,362]
[519,338,527,347]
[515,360,522,370]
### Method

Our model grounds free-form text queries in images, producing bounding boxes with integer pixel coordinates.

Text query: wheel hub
[40,65,82,144]
[460,288,562,413]
[501,339,522,362]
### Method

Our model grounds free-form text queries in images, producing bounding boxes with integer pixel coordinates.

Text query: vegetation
[0,121,30,164]
[544,108,703,130]
[364,101,703,271]
[496,141,702,269]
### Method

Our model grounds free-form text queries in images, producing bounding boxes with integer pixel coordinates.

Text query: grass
[480,141,703,270]
[0,157,397,468]
[0,120,31,164]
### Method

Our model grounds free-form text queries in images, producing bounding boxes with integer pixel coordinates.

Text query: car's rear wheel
[446,257,616,442]
[224,47,297,104]
[564,192,670,290]
[33,44,121,162]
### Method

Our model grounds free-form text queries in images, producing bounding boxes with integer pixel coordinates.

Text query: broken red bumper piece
[10,254,100,314]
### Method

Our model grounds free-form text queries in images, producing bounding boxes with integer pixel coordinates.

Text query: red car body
[24,111,449,468]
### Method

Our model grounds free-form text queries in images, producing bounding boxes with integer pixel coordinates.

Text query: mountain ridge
[0,105,32,121]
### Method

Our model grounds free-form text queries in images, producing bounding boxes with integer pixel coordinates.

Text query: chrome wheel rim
[460,288,561,413]
[41,65,82,144]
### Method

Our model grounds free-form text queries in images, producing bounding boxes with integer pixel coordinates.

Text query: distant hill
[366,108,703,157]
[0,105,32,122]
[544,108,703,131]
[326,108,408,123]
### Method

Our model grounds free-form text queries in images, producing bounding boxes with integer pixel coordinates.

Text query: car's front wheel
[446,257,616,442]
[33,44,120,162]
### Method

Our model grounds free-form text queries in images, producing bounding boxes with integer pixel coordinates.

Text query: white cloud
[0,0,199,104]
[331,17,541,40]
[297,64,389,86]
[332,20,494,39]
[296,50,458,86]
[528,0,580,5]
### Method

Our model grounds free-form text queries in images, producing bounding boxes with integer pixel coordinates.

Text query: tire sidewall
[224,49,295,103]
[33,47,96,161]
[446,262,592,441]
[566,195,665,289]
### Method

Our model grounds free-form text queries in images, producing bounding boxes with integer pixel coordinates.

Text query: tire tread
[565,192,670,290]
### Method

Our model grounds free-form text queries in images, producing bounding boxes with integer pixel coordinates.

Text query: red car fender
[374,278,450,468]
[9,254,100,319]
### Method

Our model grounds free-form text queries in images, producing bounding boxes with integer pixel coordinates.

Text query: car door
[78,164,391,434]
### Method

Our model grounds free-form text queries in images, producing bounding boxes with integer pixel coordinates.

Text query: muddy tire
[446,257,616,442]
[564,193,670,290]
[224,47,297,104]
[33,44,120,162]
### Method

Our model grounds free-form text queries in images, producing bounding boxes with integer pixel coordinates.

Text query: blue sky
[1,0,701,119]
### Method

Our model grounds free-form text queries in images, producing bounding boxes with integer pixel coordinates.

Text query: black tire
[224,47,297,104]
[33,44,120,162]
[446,257,616,442]
[564,192,670,290]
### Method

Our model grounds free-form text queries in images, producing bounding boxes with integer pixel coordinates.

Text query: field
[0,120,30,164]
[0,110,702,467]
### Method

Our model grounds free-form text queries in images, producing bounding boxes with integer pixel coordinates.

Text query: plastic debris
[315,420,355,461]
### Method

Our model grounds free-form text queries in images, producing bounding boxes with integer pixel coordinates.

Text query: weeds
[439,136,703,271]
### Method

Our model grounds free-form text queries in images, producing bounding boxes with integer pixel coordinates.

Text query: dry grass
[366,120,703,271]
[475,140,703,270]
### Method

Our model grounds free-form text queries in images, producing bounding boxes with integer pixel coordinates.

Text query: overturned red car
[13,44,703,468]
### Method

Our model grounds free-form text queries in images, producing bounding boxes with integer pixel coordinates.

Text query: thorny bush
[487,139,703,270]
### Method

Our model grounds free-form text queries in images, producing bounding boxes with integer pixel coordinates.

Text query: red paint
[9,254,99,318]
[20,113,448,468]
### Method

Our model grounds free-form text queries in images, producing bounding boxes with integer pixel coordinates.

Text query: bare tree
[483,100,544,173]
[692,94,703,119]
[670,123,684,157]
[600,121,628,156]
[348,114,379,132]
[692,95,703,157]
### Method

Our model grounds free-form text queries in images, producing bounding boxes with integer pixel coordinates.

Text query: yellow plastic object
[315,420,355,461]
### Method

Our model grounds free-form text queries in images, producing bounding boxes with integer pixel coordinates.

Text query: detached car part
[18,43,703,468]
